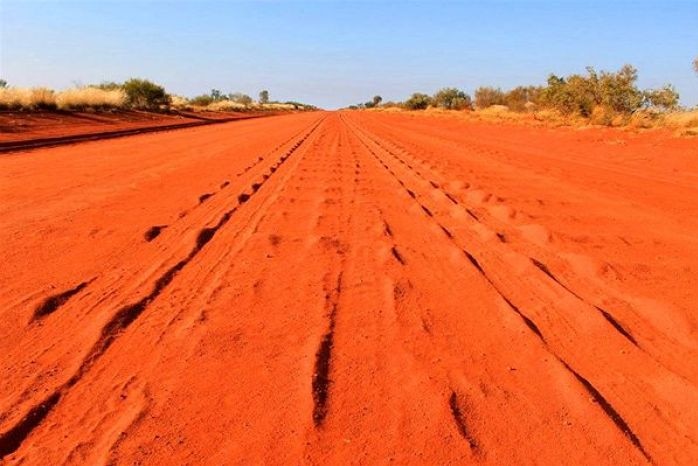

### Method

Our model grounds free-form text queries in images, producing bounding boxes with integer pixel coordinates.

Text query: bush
[596,65,643,114]
[504,86,543,111]
[474,87,505,109]
[229,92,253,105]
[432,88,472,110]
[122,78,170,110]
[189,94,214,106]
[539,65,646,117]
[643,85,679,111]
[540,73,593,115]
[403,92,432,110]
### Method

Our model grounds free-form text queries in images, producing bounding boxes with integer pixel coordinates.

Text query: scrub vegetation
[354,62,697,132]
[0,78,316,112]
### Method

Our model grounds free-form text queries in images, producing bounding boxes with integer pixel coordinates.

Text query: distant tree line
[186,88,314,110]
[353,61,696,119]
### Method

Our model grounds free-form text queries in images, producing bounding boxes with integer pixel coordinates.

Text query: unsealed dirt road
[1,111,697,464]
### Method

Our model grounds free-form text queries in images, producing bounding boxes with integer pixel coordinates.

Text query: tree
[432,88,472,110]
[474,87,505,109]
[210,89,224,101]
[122,78,170,110]
[372,95,382,107]
[694,56,698,75]
[0,79,7,88]
[259,89,269,104]
[403,93,432,110]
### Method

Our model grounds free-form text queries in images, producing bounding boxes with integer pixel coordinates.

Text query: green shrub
[403,92,432,110]
[122,78,170,110]
[189,94,214,106]
[643,85,679,111]
[229,92,253,105]
[474,87,505,109]
[540,74,590,115]
[432,88,472,110]
[505,86,543,111]
[596,65,643,114]
[539,65,645,117]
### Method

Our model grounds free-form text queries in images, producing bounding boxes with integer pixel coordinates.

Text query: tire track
[142,123,315,242]
[32,279,94,321]
[348,115,645,350]
[343,116,653,462]
[448,391,480,455]
[0,117,326,461]
[346,117,547,344]
[354,116,698,410]
[312,273,343,426]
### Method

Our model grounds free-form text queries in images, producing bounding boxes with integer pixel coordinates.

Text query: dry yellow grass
[261,102,296,110]
[662,110,698,128]
[205,100,249,111]
[0,86,127,110]
[661,110,698,136]
[0,87,56,109]
[55,88,126,110]
[201,101,300,112]
[170,95,190,110]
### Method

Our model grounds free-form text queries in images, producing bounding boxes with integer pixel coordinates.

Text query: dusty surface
[0,110,267,144]
[0,111,697,464]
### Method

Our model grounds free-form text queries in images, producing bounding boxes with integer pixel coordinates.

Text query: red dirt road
[1,111,697,464]
[0,110,263,144]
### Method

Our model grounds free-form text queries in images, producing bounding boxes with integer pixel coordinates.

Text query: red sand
[0,111,696,464]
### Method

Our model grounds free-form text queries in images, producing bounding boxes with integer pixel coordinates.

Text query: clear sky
[1,0,696,109]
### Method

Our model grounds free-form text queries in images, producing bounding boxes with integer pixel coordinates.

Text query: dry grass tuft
[170,95,190,110]
[661,110,698,136]
[1,86,127,110]
[261,102,296,110]
[662,110,698,128]
[0,87,56,109]
[205,100,249,111]
[55,88,126,110]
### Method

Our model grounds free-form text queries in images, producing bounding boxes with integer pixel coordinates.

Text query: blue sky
[1,0,696,109]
